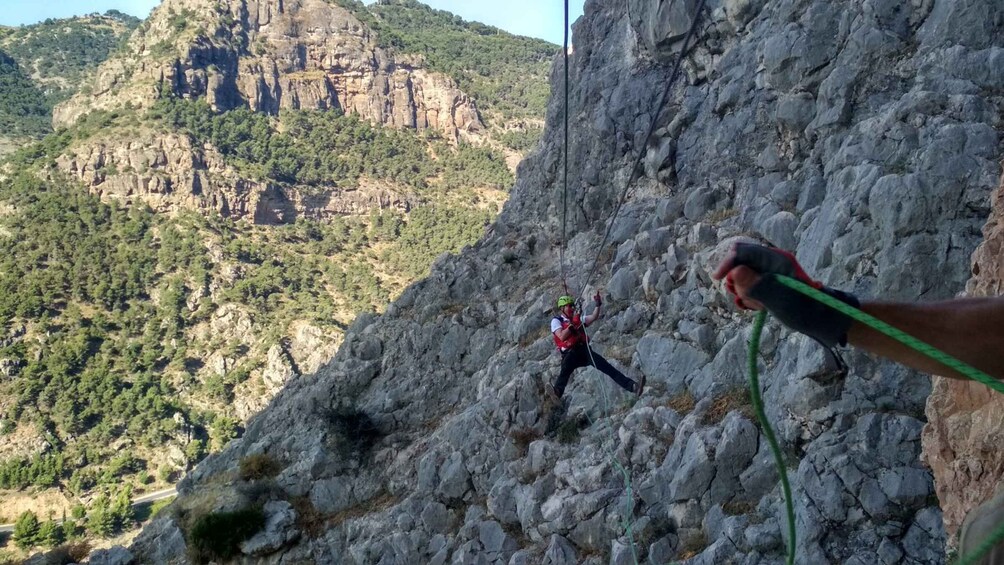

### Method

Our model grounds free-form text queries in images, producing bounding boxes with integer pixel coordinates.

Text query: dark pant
[554,343,636,397]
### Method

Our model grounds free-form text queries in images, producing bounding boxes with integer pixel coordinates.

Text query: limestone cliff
[922,166,1004,543]
[48,0,483,223]
[53,0,482,140]
[117,0,1003,563]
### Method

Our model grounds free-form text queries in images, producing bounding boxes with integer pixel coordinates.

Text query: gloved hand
[713,243,859,348]
[594,292,602,307]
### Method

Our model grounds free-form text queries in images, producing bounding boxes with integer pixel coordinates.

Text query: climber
[548,292,645,399]
[711,241,1004,382]
[712,241,1004,564]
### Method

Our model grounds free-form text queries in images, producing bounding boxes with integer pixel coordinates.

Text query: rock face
[53,0,482,141]
[922,168,1004,541]
[122,0,1003,563]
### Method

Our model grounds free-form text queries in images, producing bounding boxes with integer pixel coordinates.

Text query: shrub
[556,414,590,444]
[36,542,92,565]
[238,453,282,481]
[326,407,382,459]
[187,508,265,564]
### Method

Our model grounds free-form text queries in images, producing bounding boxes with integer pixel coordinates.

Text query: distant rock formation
[53,0,482,141]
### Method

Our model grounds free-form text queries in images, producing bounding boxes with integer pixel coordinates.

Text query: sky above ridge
[0,0,585,45]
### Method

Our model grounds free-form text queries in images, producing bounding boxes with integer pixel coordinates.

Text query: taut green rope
[749,274,1004,565]
[748,310,796,565]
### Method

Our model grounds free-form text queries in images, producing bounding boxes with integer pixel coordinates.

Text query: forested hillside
[338,0,553,144]
[0,12,139,147]
[0,1,547,556]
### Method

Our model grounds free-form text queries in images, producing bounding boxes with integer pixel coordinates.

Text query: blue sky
[0,0,585,45]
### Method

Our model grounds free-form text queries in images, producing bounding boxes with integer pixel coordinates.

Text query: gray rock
[607,266,640,302]
[745,518,782,552]
[310,475,353,514]
[240,500,300,556]
[760,211,799,251]
[636,228,674,258]
[635,333,709,395]
[877,467,933,507]
[542,534,577,565]
[422,501,451,534]
[775,92,816,132]
[488,478,521,525]
[437,451,471,501]
[669,430,716,500]
[87,547,135,565]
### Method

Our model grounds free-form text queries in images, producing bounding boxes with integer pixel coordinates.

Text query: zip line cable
[551,2,706,562]
[749,275,1004,565]
[560,0,570,295]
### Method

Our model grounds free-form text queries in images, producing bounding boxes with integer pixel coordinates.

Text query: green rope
[748,310,796,565]
[748,275,1004,565]
[957,520,1004,565]
[579,320,640,565]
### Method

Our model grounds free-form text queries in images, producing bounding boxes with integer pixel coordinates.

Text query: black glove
[593,292,602,307]
[728,243,859,348]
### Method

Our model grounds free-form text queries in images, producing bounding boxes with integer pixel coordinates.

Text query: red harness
[552,316,586,351]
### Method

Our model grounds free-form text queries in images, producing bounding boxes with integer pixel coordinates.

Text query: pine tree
[38,519,64,547]
[12,510,40,549]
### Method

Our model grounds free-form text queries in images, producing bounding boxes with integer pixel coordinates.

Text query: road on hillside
[0,486,177,533]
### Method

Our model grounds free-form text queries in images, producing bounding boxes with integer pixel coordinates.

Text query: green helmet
[556,295,575,309]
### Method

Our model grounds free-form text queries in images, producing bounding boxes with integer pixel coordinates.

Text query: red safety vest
[552,316,586,351]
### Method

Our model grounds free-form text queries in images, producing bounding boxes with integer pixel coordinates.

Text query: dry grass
[290,496,326,538]
[702,388,753,424]
[238,453,283,481]
[518,324,551,348]
[722,499,755,516]
[441,303,465,317]
[330,492,400,527]
[665,391,696,414]
[510,428,543,454]
[677,531,708,560]
[706,207,738,224]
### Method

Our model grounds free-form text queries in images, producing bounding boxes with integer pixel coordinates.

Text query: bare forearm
[847,297,1004,381]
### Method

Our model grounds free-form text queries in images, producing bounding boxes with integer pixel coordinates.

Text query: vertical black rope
[560,0,570,296]
[577,0,706,300]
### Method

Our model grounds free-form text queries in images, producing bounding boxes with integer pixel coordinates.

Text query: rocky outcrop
[121,0,1003,563]
[49,0,482,222]
[53,0,482,142]
[923,167,1004,541]
[54,130,415,221]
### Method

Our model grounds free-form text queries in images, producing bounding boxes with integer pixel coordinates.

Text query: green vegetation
[498,127,544,153]
[0,4,543,543]
[13,511,40,549]
[149,97,513,192]
[0,13,139,100]
[336,0,555,122]
[11,495,132,551]
[0,50,51,137]
[0,13,139,138]
[188,508,265,564]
